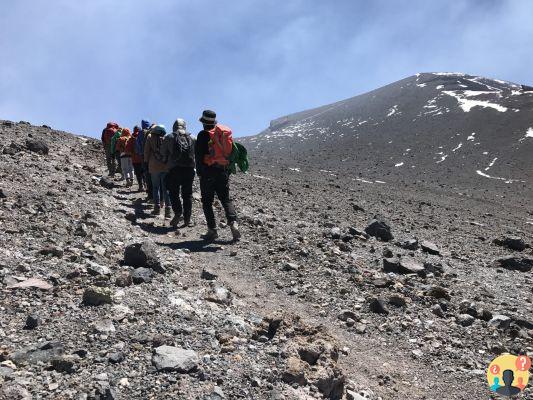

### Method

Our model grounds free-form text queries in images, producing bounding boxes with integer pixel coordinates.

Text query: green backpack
[228,142,249,174]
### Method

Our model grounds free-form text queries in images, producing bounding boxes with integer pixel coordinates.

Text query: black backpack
[173,132,194,166]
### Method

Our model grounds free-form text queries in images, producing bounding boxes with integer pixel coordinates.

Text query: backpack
[172,133,194,166]
[102,127,116,145]
[228,142,249,174]
[151,131,167,163]
[204,125,233,167]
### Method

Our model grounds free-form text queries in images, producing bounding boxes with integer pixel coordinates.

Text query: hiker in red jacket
[195,110,240,241]
[131,126,145,191]
[101,122,119,176]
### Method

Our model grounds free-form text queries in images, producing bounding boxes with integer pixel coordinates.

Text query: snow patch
[476,170,523,184]
[519,127,533,142]
[467,133,476,141]
[443,91,508,112]
[387,105,398,117]
[484,157,498,171]
[452,143,463,152]
[394,162,404,167]
[252,174,271,181]
[289,168,300,172]
[416,83,427,88]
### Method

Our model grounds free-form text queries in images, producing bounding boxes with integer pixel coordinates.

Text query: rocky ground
[0,120,532,399]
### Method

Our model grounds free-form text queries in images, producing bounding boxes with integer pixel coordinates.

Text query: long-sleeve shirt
[143,133,168,174]
[195,130,210,176]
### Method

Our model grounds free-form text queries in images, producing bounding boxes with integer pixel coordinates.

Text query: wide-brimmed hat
[199,110,217,124]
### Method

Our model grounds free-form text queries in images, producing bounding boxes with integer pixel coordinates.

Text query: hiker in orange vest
[195,110,240,241]
[115,128,134,186]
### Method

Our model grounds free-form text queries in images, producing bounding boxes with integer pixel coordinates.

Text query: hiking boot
[202,229,219,241]
[151,206,161,216]
[184,219,194,227]
[170,214,181,228]
[230,222,241,241]
[164,207,172,219]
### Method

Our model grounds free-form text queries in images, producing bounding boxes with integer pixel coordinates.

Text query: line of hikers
[101,110,248,242]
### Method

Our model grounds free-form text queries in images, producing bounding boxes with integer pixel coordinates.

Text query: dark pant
[143,162,153,198]
[114,153,122,174]
[166,166,195,222]
[200,168,237,230]
[104,146,115,175]
[133,163,144,187]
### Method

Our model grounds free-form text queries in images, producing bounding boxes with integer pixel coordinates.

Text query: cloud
[0,0,532,138]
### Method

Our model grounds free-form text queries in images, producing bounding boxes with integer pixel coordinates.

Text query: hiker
[115,128,134,187]
[131,126,145,191]
[163,118,195,228]
[195,110,240,241]
[136,120,153,200]
[144,124,171,217]
[110,127,123,178]
[101,122,119,176]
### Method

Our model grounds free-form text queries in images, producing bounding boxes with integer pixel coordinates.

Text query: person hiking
[131,126,145,191]
[195,110,240,241]
[144,124,171,217]
[110,127,123,178]
[163,118,195,228]
[115,128,134,187]
[101,122,119,176]
[136,120,153,200]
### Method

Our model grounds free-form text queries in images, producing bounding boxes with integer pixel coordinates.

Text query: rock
[426,286,451,301]
[281,262,299,272]
[51,356,77,373]
[10,341,64,366]
[124,242,164,273]
[23,314,40,330]
[201,268,218,280]
[93,319,116,334]
[108,352,125,364]
[338,309,358,322]
[7,277,53,290]
[1,383,31,400]
[489,315,512,330]
[348,227,369,239]
[431,304,445,318]
[397,238,419,250]
[420,240,440,255]
[39,246,64,257]
[492,256,533,272]
[282,356,307,385]
[493,236,526,251]
[100,177,115,189]
[86,261,111,277]
[204,386,226,399]
[25,138,49,155]
[388,294,407,307]
[152,346,199,373]
[383,257,401,273]
[372,277,392,288]
[131,267,154,284]
[329,227,342,239]
[383,258,425,275]
[82,286,114,306]
[368,298,388,314]
[365,216,393,241]
[0,188,6,199]
[382,247,394,258]
[457,314,475,327]
[205,286,232,305]
[115,271,133,287]
[312,367,345,400]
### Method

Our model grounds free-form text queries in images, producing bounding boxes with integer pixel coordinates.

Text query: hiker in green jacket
[110,128,123,178]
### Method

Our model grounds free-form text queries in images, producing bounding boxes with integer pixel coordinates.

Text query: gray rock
[1,383,32,400]
[86,261,111,277]
[397,238,419,250]
[383,258,425,275]
[431,304,445,318]
[93,319,116,334]
[338,309,358,322]
[492,256,533,272]
[124,242,164,273]
[152,346,199,372]
[131,267,154,284]
[205,286,232,305]
[115,271,133,287]
[10,341,64,366]
[421,240,440,255]
[330,227,342,239]
[100,177,115,189]
[489,315,512,330]
[365,216,393,241]
[23,314,40,330]
[368,298,388,314]
[493,236,526,251]
[426,286,451,301]
[201,268,218,280]
[82,286,114,306]
[457,314,475,327]
[25,138,49,155]
[388,294,407,307]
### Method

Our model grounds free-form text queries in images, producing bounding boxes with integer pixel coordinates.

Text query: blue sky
[1,0,532,138]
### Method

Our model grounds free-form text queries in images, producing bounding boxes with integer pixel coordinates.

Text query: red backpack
[204,125,233,167]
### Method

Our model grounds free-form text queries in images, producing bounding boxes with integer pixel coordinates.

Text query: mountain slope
[242,72,533,197]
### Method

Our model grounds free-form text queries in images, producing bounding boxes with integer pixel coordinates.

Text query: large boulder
[82,286,114,306]
[25,138,49,155]
[493,236,527,251]
[492,256,533,272]
[365,216,393,241]
[10,341,64,366]
[152,346,199,373]
[124,242,164,273]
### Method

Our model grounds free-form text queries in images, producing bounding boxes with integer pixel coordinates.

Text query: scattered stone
[115,271,133,287]
[338,309,358,322]
[426,286,451,301]
[368,298,388,314]
[205,286,232,305]
[108,352,125,364]
[23,314,40,330]
[492,256,533,272]
[457,314,475,327]
[420,240,440,255]
[131,267,154,284]
[86,261,111,277]
[51,356,77,373]
[329,227,342,239]
[25,138,49,155]
[124,242,164,273]
[431,304,445,318]
[7,277,53,290]
[201,268,218,280]
[365,216,393,241]
[39,246,64,257]
[282,356,307,385]
[397,238,419,250]
[493,236,526,251]
[10,341,64,366]
[489,315,512,330]
[388,294,407,307]
[100,177,115,189]
[82,286,114,306]
[1,383,32,400]
[93,319,116,334]
[152,346,199,373]
[383,258,425,275]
